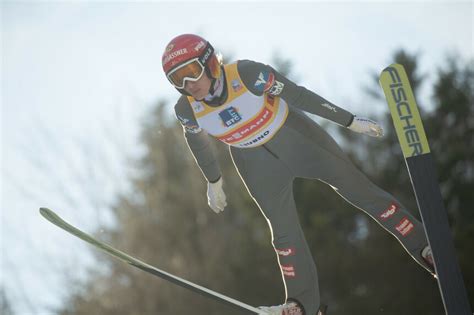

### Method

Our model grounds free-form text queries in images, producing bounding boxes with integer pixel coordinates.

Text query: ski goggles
[166,58,206,89]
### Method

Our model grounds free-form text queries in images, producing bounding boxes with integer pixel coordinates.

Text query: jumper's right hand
[347,116,384,138]
[207,177,227,213]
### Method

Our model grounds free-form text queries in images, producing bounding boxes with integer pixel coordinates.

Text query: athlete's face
[184,73,211,100]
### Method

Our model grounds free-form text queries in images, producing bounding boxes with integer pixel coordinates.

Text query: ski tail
[40,207,263,314]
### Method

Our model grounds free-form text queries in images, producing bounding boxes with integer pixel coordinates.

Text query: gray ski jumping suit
[174,60,431,314]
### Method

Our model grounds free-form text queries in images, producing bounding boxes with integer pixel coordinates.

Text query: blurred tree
[427,56,474,297]
[1,288,15,315]
[57,100,281,315]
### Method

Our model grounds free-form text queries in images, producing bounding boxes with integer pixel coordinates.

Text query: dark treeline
[54,50,473,315]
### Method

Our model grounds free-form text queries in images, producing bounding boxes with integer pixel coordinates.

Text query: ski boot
[258,300,328,315]
[258,300,304,315]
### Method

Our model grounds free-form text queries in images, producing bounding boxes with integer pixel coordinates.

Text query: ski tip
[39,207,58,222]
[380,63,405,77]
[39,207,51,215]
[380,64,394,76]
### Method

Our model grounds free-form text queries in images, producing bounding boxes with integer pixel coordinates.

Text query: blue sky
[2,1,472,314]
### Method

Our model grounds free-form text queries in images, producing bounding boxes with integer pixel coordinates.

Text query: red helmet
[162,34,221,91]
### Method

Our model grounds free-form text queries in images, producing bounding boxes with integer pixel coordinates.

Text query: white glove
[207,177,227,213]
[347,116,384,137]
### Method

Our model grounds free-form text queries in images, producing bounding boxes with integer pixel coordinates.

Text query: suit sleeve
[237,59,355,127]
[174,95,221,183]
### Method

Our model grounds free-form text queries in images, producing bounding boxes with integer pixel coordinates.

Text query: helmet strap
[208,77,217,95]
[207,69,225,98]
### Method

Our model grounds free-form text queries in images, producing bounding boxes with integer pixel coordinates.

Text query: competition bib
[187,63,288,148]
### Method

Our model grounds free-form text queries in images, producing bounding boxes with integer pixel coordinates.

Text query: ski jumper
[174,60,431,314]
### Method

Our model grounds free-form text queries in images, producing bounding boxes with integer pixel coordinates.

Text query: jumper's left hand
[347,116,384,137]
[207,177,227,213]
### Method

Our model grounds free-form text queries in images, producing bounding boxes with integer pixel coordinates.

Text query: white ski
[40,207,265,314]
